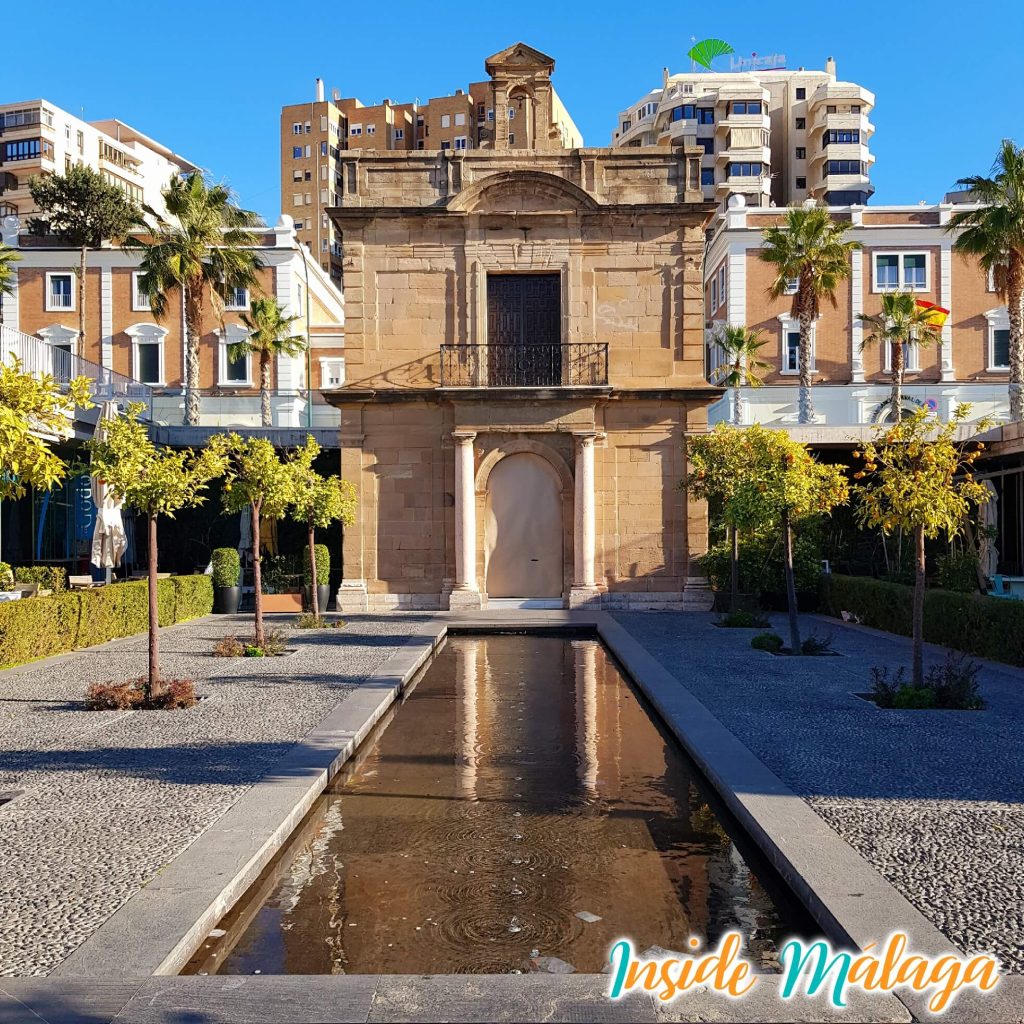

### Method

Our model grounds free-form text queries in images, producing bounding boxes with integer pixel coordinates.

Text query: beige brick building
[325,43,716,612]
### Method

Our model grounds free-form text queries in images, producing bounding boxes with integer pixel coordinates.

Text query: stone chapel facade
[327,43,718,611]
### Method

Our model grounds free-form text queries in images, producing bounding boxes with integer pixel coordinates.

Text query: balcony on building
[439,342,609,390]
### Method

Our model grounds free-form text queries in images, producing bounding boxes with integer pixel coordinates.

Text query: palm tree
[231,297,306,427]
[0,243,19,326]
[132,173,263,426]
[948,139,1024,421]
[760,205,861,424]
[858,293,943,423]
[710,325,772,426]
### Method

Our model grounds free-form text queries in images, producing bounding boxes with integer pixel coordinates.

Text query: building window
[319,357,345,388]
[727,162,766,178]
[455,112,466,126]
[717,266,726,305]
[697,137,714,155]
[292,193,302,207]
[621,119,631,133]
[126,324,167,386]
[986,309,1011,370]
[795,147,806,160]
[225,286,249,311]
[441,114,451,128]
[394,128,404,140]
[827,105,837,114]
[795,117,806,129]
[131,271,151,312]
[440,140,451,151]
[696,108,714,124]
[795,176,807,189]
[884,341,921,373]
[852,105,862,113]
[795,87,806,100]
[700,168,715,186]
[4,139,42,161]
[292,146,302,158]
[730,101,762,115]
[824,129,861,146]
[320,141,328,155]
[508,133,515,145]
[366,124,375,135]
[873,252,929,292]
[292,169,302,182]
[826,159,866,176]
[304,122,311,134]
[45,272,74,311]
[671,104,695,122]
[417,140,424,150]
[454,136,467,150]
[294,220,303,230]
[218,326,251,385]
[320,115,328,131]
[350,125,362,136]
[487,109,495,121]
[292,123,302,135]
[711,277,718,310]
[508,107,516,120]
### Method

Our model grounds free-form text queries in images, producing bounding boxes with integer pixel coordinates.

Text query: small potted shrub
[211,547,242,614]
[303,543,331,614]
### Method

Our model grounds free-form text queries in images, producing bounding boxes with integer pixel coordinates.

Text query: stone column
[570,432,601,608]
[449,431,483,609]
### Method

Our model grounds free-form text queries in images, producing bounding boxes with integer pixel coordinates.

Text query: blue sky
[10,0,1023,222]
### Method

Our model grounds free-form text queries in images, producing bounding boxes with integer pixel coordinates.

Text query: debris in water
[253,969,261,975]
[575,911,602,924]
[533,956,575,974]
[209,928,226,938]
[508,916,523,934]
[531,948,540,958]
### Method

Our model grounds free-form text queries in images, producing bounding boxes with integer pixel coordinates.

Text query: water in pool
[186,633,809,975]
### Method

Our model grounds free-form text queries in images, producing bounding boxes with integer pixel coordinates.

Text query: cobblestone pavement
[613,611,1024,974]
[0,613,421,977]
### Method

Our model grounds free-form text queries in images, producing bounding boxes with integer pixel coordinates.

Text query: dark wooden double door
[486,273,561,386]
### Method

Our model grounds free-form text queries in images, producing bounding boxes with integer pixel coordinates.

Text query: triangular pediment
[485,42,556,73]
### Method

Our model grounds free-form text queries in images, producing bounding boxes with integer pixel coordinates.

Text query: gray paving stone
[0,979,141,1023]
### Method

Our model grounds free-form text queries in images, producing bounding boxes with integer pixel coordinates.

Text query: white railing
[0,324,153,414]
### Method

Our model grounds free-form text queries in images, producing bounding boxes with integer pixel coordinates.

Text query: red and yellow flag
[915,300,949,329]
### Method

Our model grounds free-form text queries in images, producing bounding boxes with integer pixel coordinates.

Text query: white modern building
[613,58,875,209]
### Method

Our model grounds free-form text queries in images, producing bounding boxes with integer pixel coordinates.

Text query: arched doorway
[485,452,563,598]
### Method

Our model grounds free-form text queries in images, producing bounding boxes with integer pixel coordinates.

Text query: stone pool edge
[37,609,1018,1023]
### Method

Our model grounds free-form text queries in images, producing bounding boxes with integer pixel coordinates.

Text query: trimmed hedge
[0,575,213,670]
[821,573,1024,667]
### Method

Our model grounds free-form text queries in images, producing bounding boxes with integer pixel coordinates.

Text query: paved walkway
[613,611,1024,974]
[0,613,420,977]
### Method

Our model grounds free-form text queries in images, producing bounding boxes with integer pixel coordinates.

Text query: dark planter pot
[304,584,332,613]
[214,586,241,614]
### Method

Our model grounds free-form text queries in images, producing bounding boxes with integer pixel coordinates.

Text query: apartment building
[279,45,583,285]
[0,214,345,430]
[612,57,874,208]
[0,99,195,221]
[703,197,1010,429]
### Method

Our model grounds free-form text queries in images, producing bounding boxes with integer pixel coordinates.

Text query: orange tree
[852,406,991,685]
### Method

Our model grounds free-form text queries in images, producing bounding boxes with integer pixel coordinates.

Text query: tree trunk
[184,283,203,427]
[1007,252,1024,422]
[782,510,801,653]
[797,306,815,425]
[729,524,739,611]
[891,339,905,423]
[147,512,160,702]
[732,380,742,426]
[308,522,319,618]
[260,352,273,427]
[79,244,88,359]
[912,524,926,687]
[251,501,265,649]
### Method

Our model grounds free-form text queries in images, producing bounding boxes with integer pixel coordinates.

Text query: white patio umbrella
[90,401,128,576]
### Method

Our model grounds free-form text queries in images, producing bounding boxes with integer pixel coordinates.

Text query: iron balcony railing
[1,324,153,415]
[440,343,609,388]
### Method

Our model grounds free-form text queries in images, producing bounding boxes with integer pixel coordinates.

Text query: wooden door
[486,273,561,385]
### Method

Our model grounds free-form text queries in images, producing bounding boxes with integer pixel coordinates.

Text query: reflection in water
[187,635,807,976]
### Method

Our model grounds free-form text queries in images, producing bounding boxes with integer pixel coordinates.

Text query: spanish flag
[915,300,949,329]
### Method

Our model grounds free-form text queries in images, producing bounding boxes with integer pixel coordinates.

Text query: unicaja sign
[730,52,787,72]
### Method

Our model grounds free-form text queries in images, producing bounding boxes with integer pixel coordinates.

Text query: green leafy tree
[710,325,772,426]
[852,406,991,685]
[686,424,756,610]
[86,406,225,699]
[218,435,294,648]
[288,436,357,617]
[131,173,263,426]
[948,140,1024,421]
[858,292,944,423]
[0,243,21,325]
[696,425,848,651]
[232,297,305,427]
[760,205,861,424]
[0,357,92,500]
[28,165,142,352]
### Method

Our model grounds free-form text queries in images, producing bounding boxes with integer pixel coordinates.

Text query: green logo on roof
[687,39,734,70]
